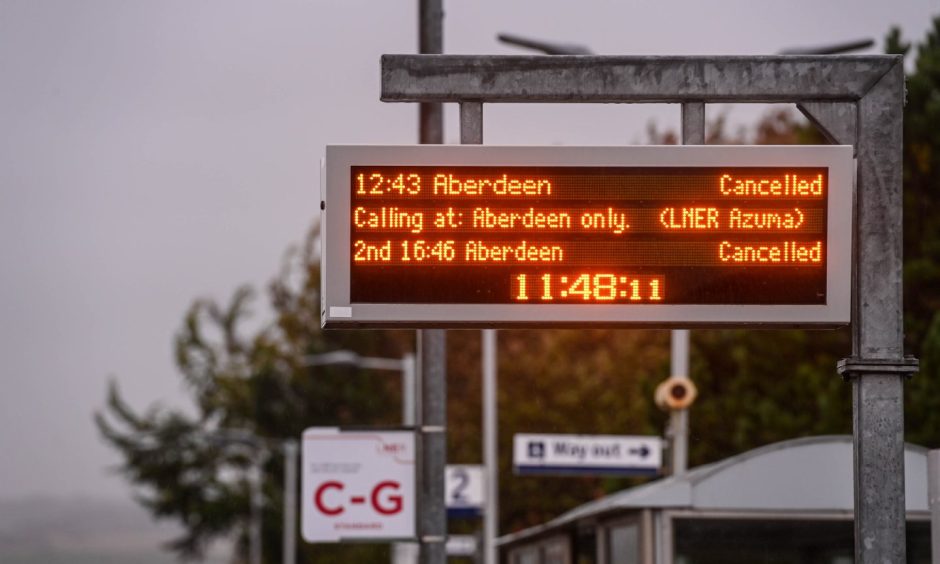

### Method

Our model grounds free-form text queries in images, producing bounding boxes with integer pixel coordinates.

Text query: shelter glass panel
[673,518,931,564]
[607,522,639,564]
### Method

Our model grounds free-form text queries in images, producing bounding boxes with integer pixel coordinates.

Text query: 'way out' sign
[514,433,662,476]
[302,428,415,542]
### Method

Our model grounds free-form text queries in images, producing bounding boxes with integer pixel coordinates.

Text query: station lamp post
[302,350,417,426]
[302,350,418,563]
[210,428,298,564]
[210,353,414,564]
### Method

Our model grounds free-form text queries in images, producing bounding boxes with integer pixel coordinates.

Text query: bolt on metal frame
[381,54,917,563]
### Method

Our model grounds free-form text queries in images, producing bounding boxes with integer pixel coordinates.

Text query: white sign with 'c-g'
[301,428,415,542]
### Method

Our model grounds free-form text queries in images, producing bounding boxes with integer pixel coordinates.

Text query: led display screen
[321,146,852,327]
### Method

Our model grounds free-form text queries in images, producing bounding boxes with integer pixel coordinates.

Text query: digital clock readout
[349,166,829,305]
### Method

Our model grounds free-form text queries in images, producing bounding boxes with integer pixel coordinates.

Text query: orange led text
[579,208,629,234]
[473,207,572,230]
[719,240,822,263]
[660,207,719,229]
[354,206,424,233]
[465,241,563,262]
[728,207,804,229]
[720,173,823,197]
[433,174,552,196]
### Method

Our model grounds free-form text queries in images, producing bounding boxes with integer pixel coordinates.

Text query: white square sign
[301,428,415,542]
[445,465,484,514]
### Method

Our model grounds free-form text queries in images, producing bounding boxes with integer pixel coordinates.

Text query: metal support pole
[417,3,445,563]
[395,353,418,563]
[418,330,447,564]
[668,330,689,475]
[680,102,705,145]
[403,353,417,427]
[482,329,498,564]
[930,450,940,563]
[842,60,908,564]
[283,440,297,564]
[457,100,489,564]
[669,102,703,476]
[418,0,443,146]
[459,101,483,145]
[250,456,264,564]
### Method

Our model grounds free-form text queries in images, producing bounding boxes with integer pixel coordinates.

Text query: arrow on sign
[629,445,651,458]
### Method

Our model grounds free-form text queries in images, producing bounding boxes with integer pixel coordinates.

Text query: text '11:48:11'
[513,273,663,302]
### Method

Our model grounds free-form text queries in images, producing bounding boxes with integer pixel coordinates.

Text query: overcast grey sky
[0,0,935,501]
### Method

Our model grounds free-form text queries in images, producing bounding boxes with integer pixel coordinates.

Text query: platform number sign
[445,465,484,518]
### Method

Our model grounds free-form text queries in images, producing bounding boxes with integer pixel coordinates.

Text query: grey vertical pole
[847,61,907,564]
[669,102,703,476]
[418,0,443,146]
[250,457,264,564]
[459,99,488,563]
[681,102,705,145]
[403,353,417,427]
[417,3,445,564]
[418,329,448,564]
[395,354,418,563]
[459,101,482,145]
[482,330,498,564]
[668,330,689,474]
[929,450,940,563]
[446,100,484,564]
[283,440,298,564]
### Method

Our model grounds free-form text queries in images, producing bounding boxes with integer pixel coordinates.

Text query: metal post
[668,330,689,474]
[403,353,417,427]
[418,3,445,563]
[459,101,483,145]
[250,455,264,564]
[453,100,489,564]
[395,352,418,564]
[482,329,498,564]
[459,100,490,564]
[418,330,448,564]
[399,353,418,563]
[681,102,705,145]
[669,102,703,476]
[418,0,443,146]
[929,450,940,563]
[283,440,297,564]
[844,61,908,564]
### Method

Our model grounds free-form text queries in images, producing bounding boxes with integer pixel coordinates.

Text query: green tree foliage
[446,329,669,532]
[97,236,411,563]
[888,17,940,446]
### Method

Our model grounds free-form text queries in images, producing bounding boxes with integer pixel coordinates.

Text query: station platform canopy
[498,435,930,550]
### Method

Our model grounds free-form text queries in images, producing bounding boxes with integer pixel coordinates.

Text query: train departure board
[321,145,852,328]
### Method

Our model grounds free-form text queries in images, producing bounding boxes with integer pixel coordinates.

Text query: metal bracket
[796,101,858,153]
[837,356,919,380]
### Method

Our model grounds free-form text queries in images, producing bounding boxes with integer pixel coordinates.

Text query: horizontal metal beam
[382,55,899,103]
